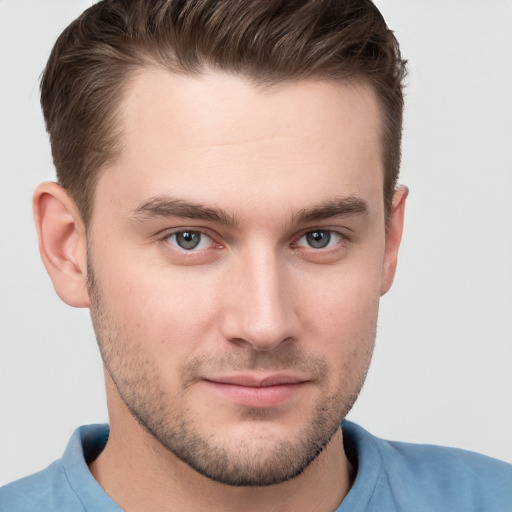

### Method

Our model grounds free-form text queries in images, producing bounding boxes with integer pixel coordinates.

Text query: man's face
[86,70,398,485]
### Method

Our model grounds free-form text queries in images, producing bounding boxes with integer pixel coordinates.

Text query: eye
[296,230,342,249]
[167,230,213,251]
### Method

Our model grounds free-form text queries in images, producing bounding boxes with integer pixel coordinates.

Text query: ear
[33,182,90,308]
[381,186,408,296]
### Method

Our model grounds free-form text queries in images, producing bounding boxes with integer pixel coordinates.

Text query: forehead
[122,69,381,143]
[95,69,384,222]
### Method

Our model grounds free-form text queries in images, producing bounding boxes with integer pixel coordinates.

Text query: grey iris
[176,231,201,250]
[306,231,330,249]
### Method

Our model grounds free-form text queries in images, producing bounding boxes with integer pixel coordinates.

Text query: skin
[34,70,407,512]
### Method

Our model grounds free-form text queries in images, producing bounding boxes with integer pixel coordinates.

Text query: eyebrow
[131,194,368,227]
[131,196,238,226]
[293,196,369,224]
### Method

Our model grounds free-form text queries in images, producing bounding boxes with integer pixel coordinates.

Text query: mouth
[202,373,309,408]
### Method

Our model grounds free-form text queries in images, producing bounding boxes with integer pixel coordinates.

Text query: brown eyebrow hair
[293,196,369,224]
[132,196,238,226]
[132,194,368,227]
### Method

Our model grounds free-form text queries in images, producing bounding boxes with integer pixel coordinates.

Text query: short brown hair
[41,0,407,225]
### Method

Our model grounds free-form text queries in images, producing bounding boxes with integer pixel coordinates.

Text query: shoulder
[342,421,512,511]
[0,424,111,512]
[0,460,84,512]
[381,435,512,505]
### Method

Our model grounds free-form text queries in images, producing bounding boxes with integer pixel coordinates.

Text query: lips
[202,373,308,408]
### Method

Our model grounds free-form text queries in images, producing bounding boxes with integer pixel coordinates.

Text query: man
[1,0,511,510]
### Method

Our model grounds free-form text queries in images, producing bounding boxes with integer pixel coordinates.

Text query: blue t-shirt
[1,421,511,511]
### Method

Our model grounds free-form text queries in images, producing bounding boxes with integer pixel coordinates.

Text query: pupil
[307,231,330,249]
[176,231,200,250]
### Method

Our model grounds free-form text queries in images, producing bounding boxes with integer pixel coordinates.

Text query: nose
[220,246,299,352]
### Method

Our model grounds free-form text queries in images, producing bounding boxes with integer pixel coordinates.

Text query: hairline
[82,62,390,231]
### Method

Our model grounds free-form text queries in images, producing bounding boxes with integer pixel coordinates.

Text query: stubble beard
[87,261,373,487]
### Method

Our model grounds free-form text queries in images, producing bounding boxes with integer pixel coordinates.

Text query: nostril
[227,331,295,353]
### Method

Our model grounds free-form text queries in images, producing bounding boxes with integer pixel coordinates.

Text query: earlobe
[381,185,408,296]
[33,182,90,308]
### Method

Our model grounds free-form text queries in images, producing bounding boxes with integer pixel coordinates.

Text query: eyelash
[160,228,348,253]
[162,230,220,253]
[293,230,346,250]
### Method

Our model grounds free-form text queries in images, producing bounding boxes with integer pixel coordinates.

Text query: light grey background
[1,0,511,486]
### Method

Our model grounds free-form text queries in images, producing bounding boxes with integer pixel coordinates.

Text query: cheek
[316,287,378,397]
[296,256,383,331]
[293,257,382,374]
[96,254,223,358]
[310,285,379,364]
